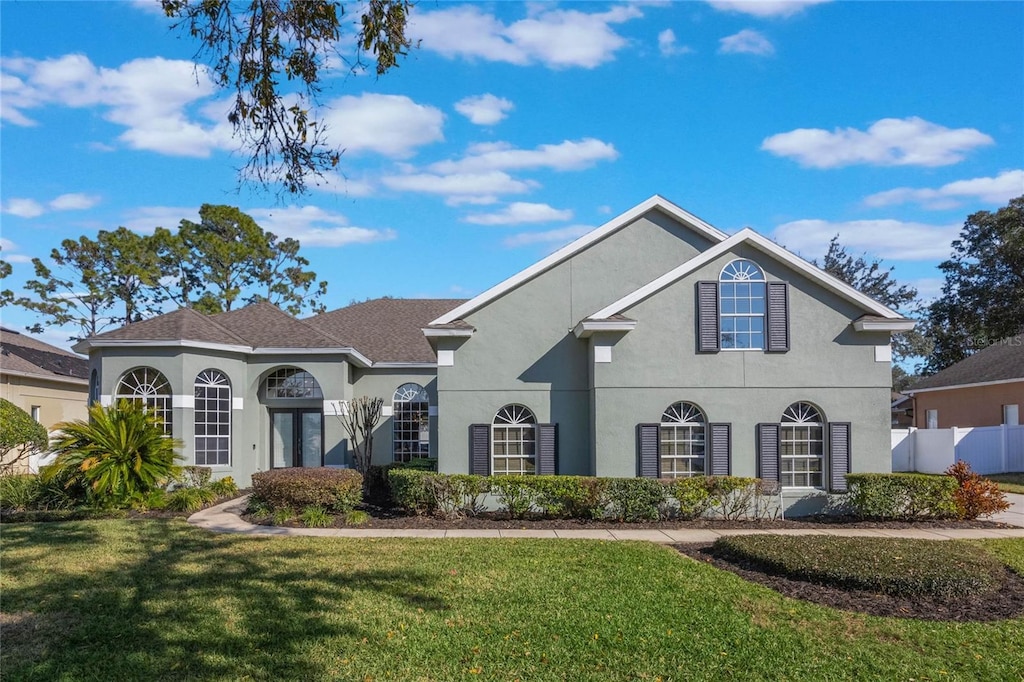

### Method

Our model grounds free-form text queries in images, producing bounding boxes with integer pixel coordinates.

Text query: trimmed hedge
[845,473,958,520]
[712,535,1004,599]
[251,468,363,514]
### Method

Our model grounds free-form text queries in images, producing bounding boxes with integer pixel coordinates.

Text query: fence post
[909,426,916,471]
[1002,424,1009,473]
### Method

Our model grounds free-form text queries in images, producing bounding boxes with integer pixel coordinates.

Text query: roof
[910,335,1024,392]
[86,307,249,346]
[211,302,342,349]
[0,327,89,383]
[308,298,466,363]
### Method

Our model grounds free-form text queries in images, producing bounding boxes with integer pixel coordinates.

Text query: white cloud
[410,5,643,69]
[0,238,33,263]
[773,218,962,261]
[707,1,831,18]
[381,170,538,205]
[909,277,945,302]
[320,93,444,157]
[864,170,1024,209]
[464,202,573,226]
[762,117,994,169]
[718,29,775,56]
[431,138,618,174]
[305,171,375,197]
[455,94,514,125]
[658,29,693,57]
[120,206,197,234]
[49,193,101,211]
[503,225,593,248]
[2,198,45,218]
[245,206,396,247]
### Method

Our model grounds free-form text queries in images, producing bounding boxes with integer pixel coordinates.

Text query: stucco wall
[351,367,438,467]
[0,375,89,431]
[914,382,1024,428]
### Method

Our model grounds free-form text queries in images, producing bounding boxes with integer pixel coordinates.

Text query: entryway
[270,408,324,468]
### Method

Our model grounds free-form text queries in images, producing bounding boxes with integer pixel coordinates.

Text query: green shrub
[300,505,332,527]
[712,535,1004,599]
[0,474,42,511]
[388,468,433,514]
[251,467,363,514]
[209,476,238,498]
[670,477,713,519]
[345,509,370,525]
[179,466,213,488]
[945,462,1011,520]
[0,399,48,476]
[128,489,168,512]
[272,507,294,525]
[404,457,438,472]
[166,486,217,512]
[530,476,608,519]
[424,473,489,519]
[246,496,273,518]
[846,473,958,520]
[606,478,666,522]
[491,476,542,519]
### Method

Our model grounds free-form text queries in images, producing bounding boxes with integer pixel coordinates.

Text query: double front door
[271,409,323,468]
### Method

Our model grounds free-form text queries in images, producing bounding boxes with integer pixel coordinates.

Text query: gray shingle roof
[0,327,89,381]
[211,302,343,349]
[911,334,1024,391]
[89,307,249,346]
[307,298,466,363]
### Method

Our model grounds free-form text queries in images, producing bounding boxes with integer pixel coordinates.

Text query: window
[1003,405,1020,426]
[116,367,173,435]
[89,369,99,405]
[194,370,231,466]
[780,402,824,488]
[264,368,323,399]
[492,404,536,475]
[719,259,765,350]
[926,409,938,429]
[393,383,430,462]
[659,402,706,478]
[30,405,41,423]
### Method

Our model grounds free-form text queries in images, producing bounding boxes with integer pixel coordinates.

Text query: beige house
[1,327,89,430]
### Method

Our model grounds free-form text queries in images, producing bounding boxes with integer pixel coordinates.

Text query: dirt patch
[673,544,1024,622]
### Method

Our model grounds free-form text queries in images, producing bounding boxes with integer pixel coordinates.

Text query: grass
[0,521,1022,681]
[986,472,1024,494]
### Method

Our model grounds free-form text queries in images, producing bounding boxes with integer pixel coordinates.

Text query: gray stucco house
[74,196,913,511]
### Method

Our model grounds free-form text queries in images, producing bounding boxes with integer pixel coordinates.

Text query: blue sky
[1,0,1022,350]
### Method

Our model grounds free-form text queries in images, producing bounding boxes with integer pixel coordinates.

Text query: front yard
[988,472,1024,494]
[2,520,1023,681]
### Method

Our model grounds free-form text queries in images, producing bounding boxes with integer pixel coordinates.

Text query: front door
[270,409,324,468]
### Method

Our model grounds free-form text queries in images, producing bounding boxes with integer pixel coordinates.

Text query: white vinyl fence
[892,424,1024,475]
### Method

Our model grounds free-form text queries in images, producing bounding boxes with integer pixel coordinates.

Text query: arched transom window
[393,383,430,463]
[116,367,172,435]
[492,404,536,475]
[195,370,231,466]
[660,402,706,478]
[720,259,766,350]
[264,368,323,399]
[781,402,824,488]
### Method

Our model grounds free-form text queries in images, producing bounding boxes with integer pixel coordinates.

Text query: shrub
[945,461,1011,519]
[208,476,238,498]
[272,507,294,525]
[246,496,273,518]
[490,476,541,519]
[166,486,217,512]
[251,467,363,514]
[712,535,1004,599]
[128,489,168,512]
[606,478,666,522]
[531,476,608,519]
[0,399,48,476]
[0,474,42,511]
[423,473,489,519]
[300,505,332,527]
[388,468,433,514]
[670,477,712,519]
[345,509,370,525]
[845,473,958,520]
[179,466,213,488]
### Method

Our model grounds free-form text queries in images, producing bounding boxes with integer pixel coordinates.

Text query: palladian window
[393,383,430,462]
[264,368,323,399]
[719,259,766,350]
[492,404,536,475]
[659,402,706,478]
[780,402,825,488]
[115,367,173,435]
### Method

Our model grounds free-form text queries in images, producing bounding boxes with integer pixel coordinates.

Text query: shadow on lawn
[1,521,448,680]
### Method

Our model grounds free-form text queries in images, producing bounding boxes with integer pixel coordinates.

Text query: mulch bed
[673,543,1024,622]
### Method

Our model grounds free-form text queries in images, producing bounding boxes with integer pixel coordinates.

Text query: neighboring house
[74,196,912,512]
[907,335,1023,429]
[1,327,89,430]
[891,392,914,427]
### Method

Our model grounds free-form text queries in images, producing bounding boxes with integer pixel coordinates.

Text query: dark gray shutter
[637,423,661,478]
[756,423,781,482]
[765,282,790,352]
[829,422,851,492]
[708,423,731,476]
[696,281,720,353]
[537,424,558,475]
[469,424,490,476]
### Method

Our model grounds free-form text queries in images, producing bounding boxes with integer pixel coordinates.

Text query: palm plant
[46,400,182,507]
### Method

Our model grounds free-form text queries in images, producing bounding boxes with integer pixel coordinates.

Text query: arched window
[264,368,323,399]
[393,383,430,462]
[720,259,766,350]
[116,367,172,435]
[660,402,706,478]
[492,404,536,475]
[89,369,99,406]
[195,370,231,466]
[781,402,825,488]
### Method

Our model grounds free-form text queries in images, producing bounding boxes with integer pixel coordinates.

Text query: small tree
[0,399,48,476]
[338,396,383,477]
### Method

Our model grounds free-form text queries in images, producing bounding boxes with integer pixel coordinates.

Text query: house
[907,335,1023,428]
[73,196,912,513]
[891,392,914,427]
[1,327,89,430]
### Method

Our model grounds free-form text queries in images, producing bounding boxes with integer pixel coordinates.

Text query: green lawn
[1,521,1023,681]
[986,473,1024,494]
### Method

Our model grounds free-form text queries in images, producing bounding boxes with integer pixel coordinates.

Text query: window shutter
[708,423,731,476]
[637,423,661,478]
[469,424,490,476]
[756,423,781,482]
[765,282,790,352]
[696,281,720,353]
[829,422,851,492]
[537,424,558,475]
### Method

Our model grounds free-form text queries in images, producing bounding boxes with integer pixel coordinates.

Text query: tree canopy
[161,0,413,195]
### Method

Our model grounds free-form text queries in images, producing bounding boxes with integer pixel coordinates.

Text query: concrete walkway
[188,493,1024,543]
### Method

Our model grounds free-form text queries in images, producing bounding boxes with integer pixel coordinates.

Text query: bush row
[386,469,779,521]
[250,467,362,514]
[843,465,1009,521]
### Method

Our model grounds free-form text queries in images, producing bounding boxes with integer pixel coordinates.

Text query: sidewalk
[188,493,1024,543]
